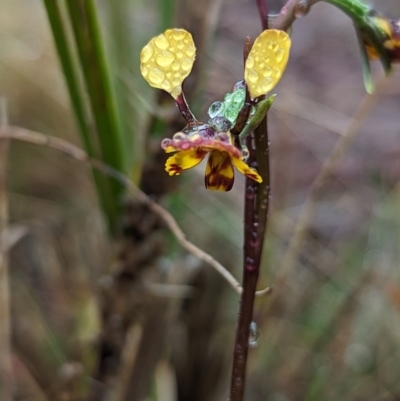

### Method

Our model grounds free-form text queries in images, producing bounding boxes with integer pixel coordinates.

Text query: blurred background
[1,0,400,400]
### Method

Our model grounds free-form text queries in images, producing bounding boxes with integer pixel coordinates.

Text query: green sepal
[239,95,276,140]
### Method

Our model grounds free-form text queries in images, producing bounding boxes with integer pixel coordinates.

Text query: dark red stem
[229,19,271,398]
[175,92,197,124]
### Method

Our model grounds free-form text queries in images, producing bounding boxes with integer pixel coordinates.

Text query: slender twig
[0,126,271,297]
[0,98,12,401]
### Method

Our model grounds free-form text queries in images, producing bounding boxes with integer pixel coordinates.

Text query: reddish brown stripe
[205,173,234,191]
[168,163,183,174]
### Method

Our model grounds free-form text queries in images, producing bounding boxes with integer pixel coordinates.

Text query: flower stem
[229,16,271,396]
[175,92,197,124]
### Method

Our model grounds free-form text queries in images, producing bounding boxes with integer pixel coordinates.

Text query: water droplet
[246,56,254,69]
[267,41,275,50]
[233,80,246,91]
[249,321,259,347]
[273,67,282,79]
[232,89,246,108]
[161,79,171,90]
[171,60,180,71]
[261,77,273,92]
[247,69,259,83]
[259,62,265,69]
[181,58,192,71]
[148,68,165,84]
[166,72,172,78]
[208,101,223,118]
[176,51,184,59]
[156,50,175,67]
[173,132,186,141]
[249,106,256,116]
[177,42,184,49]
[161,138,171,149]
[225,106,240,124]
[172,78,181,86]
[154,34,169,49]
[241,145,249,161]
[140,44,153,63]
[275,49,284,63]
[141,66,148,76]
[171,87,181,98]
[186,45,196,57]
[263,66,272,77]
[172,29,186,40]
[210,116,231,132]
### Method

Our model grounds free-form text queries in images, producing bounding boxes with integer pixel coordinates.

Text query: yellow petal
[231,157,263,183]
[165,149,207,176]
[140,29,196,99]
[244,29,291,99]
[205,151,234,191]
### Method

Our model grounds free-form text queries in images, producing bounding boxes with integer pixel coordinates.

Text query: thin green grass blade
[42,0,118,231]
[66,0,127,199]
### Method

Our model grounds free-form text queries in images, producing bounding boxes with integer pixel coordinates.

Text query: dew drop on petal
[173,132,186,141]
[171,60,180,71]
[186,45,196,57]
[140,44,153,63]
[148,68,165,84]
[261,77,273,92]
[246,56,255,69]
[275,48,284,63]
[177,51,184,59]
[156,50,175,67]
[141,66,148,76]
[181,58,193,71]
[273,67,282,79]
[154,34,169,49]
[247,69,259,83]
[263,66,272,77]
[161,79,172,90]
[161,138,171,149]
[208,101,223,118]
[172,29,186,40]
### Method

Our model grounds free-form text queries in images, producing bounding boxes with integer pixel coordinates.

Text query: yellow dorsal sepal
[140,29,196,99]
[244,29,291,100]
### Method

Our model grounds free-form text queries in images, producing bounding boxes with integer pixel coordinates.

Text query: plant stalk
[229,8,271,393]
